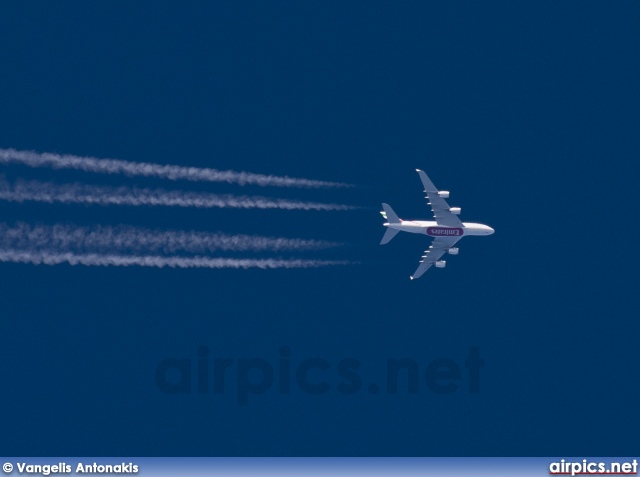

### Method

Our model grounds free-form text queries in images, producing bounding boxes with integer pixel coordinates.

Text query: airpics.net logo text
[549,459,638,476]
[155,346,484,405]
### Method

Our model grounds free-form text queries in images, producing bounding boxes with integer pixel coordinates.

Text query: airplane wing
[410,236,461,280]
[416,169,463,227]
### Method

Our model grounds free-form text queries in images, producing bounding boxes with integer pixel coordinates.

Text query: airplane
[380,169,494,280]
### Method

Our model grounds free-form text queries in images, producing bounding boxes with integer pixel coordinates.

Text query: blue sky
[0,2,638,456]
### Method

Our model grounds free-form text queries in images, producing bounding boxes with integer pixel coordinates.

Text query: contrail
[0,249,351,270]
[0,148,351,188]
[0,222,342,254]
[0,176,358,211]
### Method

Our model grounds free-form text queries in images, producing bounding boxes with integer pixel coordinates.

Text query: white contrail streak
[0,222,342,254]
[0,148,351,188]
[0,249,351,269]
[0,176,358,211]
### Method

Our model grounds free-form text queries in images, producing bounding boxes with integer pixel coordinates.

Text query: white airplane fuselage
[385,220,494,238]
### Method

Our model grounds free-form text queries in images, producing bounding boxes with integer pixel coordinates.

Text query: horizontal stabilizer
[381,203,400,223]
[380,227,400,245]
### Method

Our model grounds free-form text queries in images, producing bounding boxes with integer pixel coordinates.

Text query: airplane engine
[438,191,450,198]
[448,248,459,255]
[435,260,446,268]
[449,207,461,215]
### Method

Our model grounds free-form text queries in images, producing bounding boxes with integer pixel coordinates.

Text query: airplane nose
[487,227,495,235]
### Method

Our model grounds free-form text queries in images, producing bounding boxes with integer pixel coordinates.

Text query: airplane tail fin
[381,203,400,223]
[380,203,401,245]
